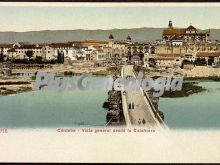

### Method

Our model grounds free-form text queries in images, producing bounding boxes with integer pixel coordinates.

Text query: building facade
[163,20,210,44]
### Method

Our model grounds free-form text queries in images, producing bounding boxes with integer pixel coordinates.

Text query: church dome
[109,34,114,39]
[126,35,131,41]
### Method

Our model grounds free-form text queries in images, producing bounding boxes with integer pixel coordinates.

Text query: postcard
[0,2,220,163]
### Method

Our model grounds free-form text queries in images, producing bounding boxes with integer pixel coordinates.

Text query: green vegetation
[93,71,109,76]
[25,50,34,59]
[57,52,64,64]
[184,76,220,82]
[162,82,206,98]
[0,51,5,62]
[0,87,7,90]
[106,66,122,76]
[63,71,76,76]
[31,76,36,80]
[0,86,32,96]
[0,81,31,85]
[12,58,57,64]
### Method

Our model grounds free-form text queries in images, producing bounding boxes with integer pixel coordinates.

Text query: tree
[35,56,43,64]
[149,58,156,67]
[208,57,214,65]
[194,58,207,66]
[25,50,34,59]
[57,51,64,64]
[181,59,193,69]
[0,52,4,62]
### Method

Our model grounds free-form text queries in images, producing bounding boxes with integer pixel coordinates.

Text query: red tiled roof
[17,45,42,49]
[50,43,73,48]
[186,25,197,30]
[114,40,128,44]
[0,44,13,48]
[163,28,186,35]
[93,46,103,51]
[196,51,220,57]
[70,40,108,44]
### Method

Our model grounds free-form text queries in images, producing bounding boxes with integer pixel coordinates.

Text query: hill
[0,27,219,44]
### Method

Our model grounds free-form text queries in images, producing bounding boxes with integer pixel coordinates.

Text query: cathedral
[162,20,210,43]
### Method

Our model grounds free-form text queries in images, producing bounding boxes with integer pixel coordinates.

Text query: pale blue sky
[0,5,219,31]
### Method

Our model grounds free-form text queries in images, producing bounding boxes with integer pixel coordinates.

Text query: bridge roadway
[121,65,165,128]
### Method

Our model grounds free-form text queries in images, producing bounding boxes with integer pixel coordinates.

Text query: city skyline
[0,4,220,32]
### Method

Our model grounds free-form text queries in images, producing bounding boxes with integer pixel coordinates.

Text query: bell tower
[108,34,114,48]
[168,19,173,29]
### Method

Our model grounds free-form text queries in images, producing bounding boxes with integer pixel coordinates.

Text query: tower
[126,35,132,43]
[109,34,114,40]
[168,19,173,29]
[108,34,114,48]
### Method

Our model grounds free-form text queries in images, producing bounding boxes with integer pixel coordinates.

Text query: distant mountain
[0,27,220,44]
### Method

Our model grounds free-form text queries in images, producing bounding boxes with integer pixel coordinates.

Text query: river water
[159,81,220,129]
[1,75,220,129]
[0,76,108,128]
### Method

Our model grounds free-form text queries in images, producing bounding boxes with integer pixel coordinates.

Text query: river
[1,76,220,129]
[0,76,108,128]
[159,81,220,129]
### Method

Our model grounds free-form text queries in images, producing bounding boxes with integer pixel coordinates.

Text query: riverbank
[145,66,220,78]
[12,62,121,76]
[142,66,220,98]
[184,76,220,82]
[0,77,33,96]
[62,66,121,76]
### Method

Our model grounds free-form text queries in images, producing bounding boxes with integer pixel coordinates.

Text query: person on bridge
[142,119,146,125]
[128,103,131,109]
[138,118,141,125]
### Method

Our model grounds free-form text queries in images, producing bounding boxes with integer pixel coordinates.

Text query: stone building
[163,20,210,43]
[126,42,151,65]
[107,34,129,59]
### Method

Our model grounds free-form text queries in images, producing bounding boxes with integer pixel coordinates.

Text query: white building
[0,44,13,61]
[51,43,77,61]
[153,56,181,68]
[182,53,196,62]
[169,40,184,46]
[42,45,56,61]
[6,43,56,61]
[14,45,43,59]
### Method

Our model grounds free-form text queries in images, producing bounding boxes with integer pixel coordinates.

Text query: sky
[0,4,220,32]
